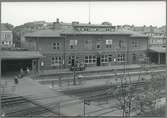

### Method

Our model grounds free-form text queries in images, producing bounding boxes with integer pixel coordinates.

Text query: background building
[1,31,13,47]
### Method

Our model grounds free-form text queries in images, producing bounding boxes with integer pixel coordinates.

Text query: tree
[134,71,165,116]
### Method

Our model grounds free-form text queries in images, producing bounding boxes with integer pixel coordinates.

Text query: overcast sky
[2,2,166,27]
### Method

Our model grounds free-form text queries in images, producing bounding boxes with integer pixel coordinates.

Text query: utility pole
[73,67,76,85]
[0,2,2,116]
[83,99,85,116]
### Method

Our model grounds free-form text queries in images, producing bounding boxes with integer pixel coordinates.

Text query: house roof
[1,51,43,60]
[24,24,148,38]
[123,30,148,38]
[24,29,62,37]
[149,46,166,53]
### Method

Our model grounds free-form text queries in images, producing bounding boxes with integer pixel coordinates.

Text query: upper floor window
[106,28,111,31]
[53,42,60,50]
[106,39,112,48]
[132,40,138,48]
[119,40,125,49]
[95,28,98,31]
[96,42,101,49]
[4,34,11,39]
[85,40,92,49]
[70,40,77,49]
[84,28,89,31]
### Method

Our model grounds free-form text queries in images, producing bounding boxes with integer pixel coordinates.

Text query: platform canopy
[149,47,166,53]
[0,51,43,60]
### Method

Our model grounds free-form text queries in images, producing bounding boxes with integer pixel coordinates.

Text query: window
[106,28,111,31]
[85,40,92,49]
[4,34,11,39]
[9,41,12,45]
[108,55,112,62]
[117,54,125,62]
[68,56,78,64]
[106,40,112,48]
[119,40,125,49]
[70,40,77,49]
[85,55,96,64]
[101,55,108,63]
[95,28,98,31]
[132,40,138,48]
[53,42,60,50]
[132,54,136,63]
[51,56,62,66]
[84,28,89,31]
[96,43,101,49]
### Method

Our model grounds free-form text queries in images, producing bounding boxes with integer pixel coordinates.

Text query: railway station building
[24,21,149,69]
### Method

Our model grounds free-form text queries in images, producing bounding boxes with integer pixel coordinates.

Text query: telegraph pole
[83,99,85,116]
[0,2,2,116]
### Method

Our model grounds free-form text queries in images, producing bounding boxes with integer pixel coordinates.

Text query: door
[96,56,101,66]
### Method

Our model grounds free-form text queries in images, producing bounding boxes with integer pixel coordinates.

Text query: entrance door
[132,54,136,64]
[71,59,75,67]
[96,56,101,66]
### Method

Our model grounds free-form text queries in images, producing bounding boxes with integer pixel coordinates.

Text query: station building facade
[24,22,149,69]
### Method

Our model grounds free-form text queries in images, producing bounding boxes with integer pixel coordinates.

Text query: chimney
[56,18,59,23]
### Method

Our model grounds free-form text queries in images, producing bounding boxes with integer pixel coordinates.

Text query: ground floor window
[108,55,113,62]
[101,55,108,63]
[117,54,125,62]
[51,56,62,66]
[85,55,96,64]
[68,56,80,65]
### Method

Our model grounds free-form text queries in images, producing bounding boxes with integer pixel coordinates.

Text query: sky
[1,2,166,27]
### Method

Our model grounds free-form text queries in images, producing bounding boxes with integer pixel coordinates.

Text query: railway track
[38,65,165,79]
[63,78,165,103]
[38,68,165,85]
[1,95,30,108]
[1,95,60,116]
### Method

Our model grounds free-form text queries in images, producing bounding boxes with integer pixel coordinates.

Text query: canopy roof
[1,51,43,60]
[149,46,166,53]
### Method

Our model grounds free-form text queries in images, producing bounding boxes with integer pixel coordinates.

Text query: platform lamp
[83,99,90,116]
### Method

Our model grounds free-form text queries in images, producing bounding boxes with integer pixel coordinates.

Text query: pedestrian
[20,68,24,78]
[14,76,18,84]
[26,67,30,75]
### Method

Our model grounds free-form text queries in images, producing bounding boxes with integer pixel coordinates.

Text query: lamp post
[83,99,86,116]
[0,5,2,115]
[73,66,76,85]
[83,99,90,116]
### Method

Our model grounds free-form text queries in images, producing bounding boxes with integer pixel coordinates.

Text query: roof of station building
[24,22,148,38]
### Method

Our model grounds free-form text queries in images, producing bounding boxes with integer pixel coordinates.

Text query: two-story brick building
[24,21,149,70]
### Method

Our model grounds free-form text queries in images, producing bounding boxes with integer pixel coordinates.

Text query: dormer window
[95,28,98,31]
[84,28,89,31]
[53,42,60,50]
[106,28,110,31]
